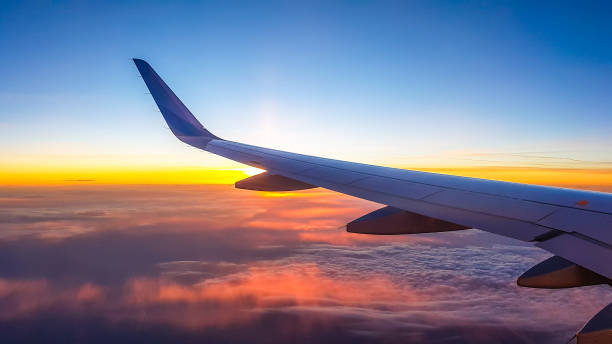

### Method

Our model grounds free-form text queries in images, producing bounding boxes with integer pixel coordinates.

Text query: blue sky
[1,1,611,170]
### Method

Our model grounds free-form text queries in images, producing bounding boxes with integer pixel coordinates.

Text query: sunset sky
[0,1,611,343]
[0,1,611,187]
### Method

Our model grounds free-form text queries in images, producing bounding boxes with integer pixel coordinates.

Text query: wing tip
[132,58,148,69]
[132,58,222,147]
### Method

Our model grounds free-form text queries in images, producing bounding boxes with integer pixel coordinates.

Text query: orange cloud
[0,263,417,330]
[126,263,410,307]
[118,262,419,329]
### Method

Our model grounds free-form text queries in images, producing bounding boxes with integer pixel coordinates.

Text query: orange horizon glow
[1,165,610,192]
[0,166,251,186]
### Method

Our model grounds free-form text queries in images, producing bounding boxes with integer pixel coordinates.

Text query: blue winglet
[133,58,220,148]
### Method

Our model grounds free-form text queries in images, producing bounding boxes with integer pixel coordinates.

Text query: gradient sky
[1,1,611,185]
[1,3,612,343]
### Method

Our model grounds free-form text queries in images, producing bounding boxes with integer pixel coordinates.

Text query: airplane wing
[134,58,612,340]
[133,58,612,283]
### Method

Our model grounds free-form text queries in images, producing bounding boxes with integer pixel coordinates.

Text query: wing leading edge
[133,59,612,283]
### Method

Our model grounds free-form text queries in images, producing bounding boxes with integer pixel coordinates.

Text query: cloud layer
[0,185,608,343]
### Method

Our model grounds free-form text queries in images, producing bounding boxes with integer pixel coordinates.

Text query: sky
[0,2,611,343]
[0,1,611,186]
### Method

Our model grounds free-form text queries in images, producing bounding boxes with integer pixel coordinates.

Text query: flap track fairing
[347,206,468,235]
[517,255,611,289]
[235,172,316,191]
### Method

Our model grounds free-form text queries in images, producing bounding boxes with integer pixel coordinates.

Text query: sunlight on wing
[242,166,266,176]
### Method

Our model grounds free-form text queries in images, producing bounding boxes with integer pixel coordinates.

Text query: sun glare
[242,166,266,176]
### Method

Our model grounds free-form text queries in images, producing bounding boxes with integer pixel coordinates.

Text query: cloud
[0,185,608,343]
[0,255,603,343]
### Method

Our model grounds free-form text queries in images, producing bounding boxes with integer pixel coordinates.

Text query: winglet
[133,58,220,149]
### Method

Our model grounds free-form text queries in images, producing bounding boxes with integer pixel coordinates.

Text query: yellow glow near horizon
[1,164,610,192]
[0,166,250,185]
[242,166,266,176]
